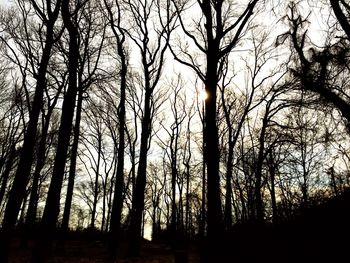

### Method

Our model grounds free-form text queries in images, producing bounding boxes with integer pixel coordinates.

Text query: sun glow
[202,90,209,101]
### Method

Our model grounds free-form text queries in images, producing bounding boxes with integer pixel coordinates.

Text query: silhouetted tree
[31,0,79,260]
[170,0,260,260]
[282,2,350,130]
[61,0,106,235]
[103,0,129,257]
[0,0,62,261]
[126,0,176,256]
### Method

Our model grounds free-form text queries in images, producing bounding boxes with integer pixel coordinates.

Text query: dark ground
[8,236,201,263]
[7,190,350,263]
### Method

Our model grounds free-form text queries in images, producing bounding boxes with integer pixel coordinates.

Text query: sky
[0,0,9,7]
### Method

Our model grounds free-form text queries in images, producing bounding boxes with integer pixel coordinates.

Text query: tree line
[0,0,350,262]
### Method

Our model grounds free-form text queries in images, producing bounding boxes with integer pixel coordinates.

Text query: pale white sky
[0,0,9,7]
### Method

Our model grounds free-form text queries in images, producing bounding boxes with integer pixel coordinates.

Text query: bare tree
[103,0,129,257]
[31,0,79,261]
[61,0,106,235]
[281,2,350,131]
[169,0,260,260]
[157,76,187,240]
[124,0,176,256]
[0,0,62,261]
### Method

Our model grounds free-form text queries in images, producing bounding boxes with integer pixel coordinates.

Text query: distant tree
[145,162,166,240]
[81,102,106,229]
[124,0,176,256]
[284,97,328,210]
[218,29,283,228]
[157,76,187,240]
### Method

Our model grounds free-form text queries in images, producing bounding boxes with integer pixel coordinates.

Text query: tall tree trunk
[255,104,269,224]
[30,1,78,261]
[224,139,234,231]
[26,115,51,229]
[91,133,102,229]
[0,4,60,260]
[185,162,191,236]
[268,152,278,225]
[108,29,127,257]
[200,114,206,238]
[199,4,224,254]
[204,51,223,241]
[61,90,83,231]
[171,156,177,239]
[129,89,152,256]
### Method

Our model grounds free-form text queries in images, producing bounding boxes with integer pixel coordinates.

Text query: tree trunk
[200,119,206,238]
[0,7,60,261]
[30,1,78,261]
[61,90,83,231]
[26,115,51,229]
[204,50,223,241]
[171,158,177,239]
[129,89,152,256]
[267,151,278,225]
[224,139,234,231]
[255,107,268,224]
[185,162,190,236]
[108,25,127,258]
[0,145,16,209]
[91,133,102,229]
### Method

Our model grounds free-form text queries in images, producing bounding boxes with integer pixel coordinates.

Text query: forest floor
[8,190,350,263]
[8,237,201,263]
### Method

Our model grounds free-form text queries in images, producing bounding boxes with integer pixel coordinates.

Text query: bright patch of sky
[0,0,10,7]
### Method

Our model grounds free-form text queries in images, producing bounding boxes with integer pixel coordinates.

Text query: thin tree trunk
[108,16,127,257]
[255,104,269,224]
[91,134,102,229]
[0,146,16,209]
[171,158,177,239]
[185,162,190,236]
[269,161,278,225]
[200,119,206,238]
[224,140,234,231]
